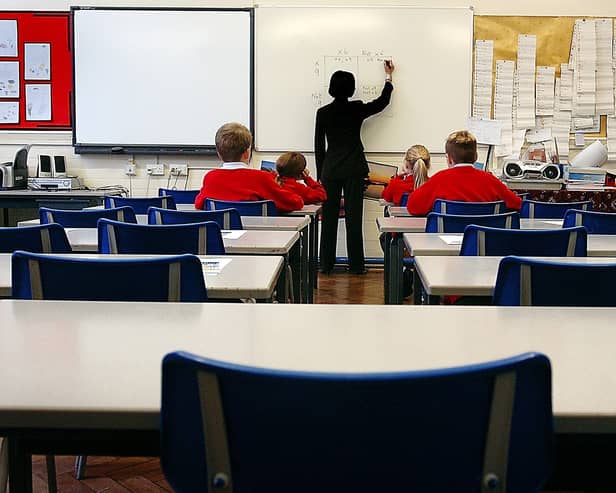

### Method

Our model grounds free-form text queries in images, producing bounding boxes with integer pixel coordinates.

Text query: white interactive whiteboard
[255,6,473,153]
[72,8,252,154]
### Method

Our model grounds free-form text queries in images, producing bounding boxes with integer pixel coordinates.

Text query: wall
[2,0,615,258]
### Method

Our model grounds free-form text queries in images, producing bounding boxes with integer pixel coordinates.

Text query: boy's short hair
[445,130,477,164]
[276,152,307,178]
[215,122,252,162]
[328,71,355,99]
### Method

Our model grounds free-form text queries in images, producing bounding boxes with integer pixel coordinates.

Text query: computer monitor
[365,161,398,200]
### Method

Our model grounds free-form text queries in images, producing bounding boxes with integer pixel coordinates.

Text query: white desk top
[1,301,616,433]
[283,203,322,217]
[18,214,310,231]
[403,233,616,257]
[63,228,299,254]
[0,254,284,300]
[414,255,616,296]
[377,216,562,233]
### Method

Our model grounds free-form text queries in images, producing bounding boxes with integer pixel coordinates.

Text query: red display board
[0,12,71,129]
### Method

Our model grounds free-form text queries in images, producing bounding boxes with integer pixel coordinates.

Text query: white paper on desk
[201,258,232,275]
[0,101,18,123]
[439,235,463,245]
[0,20,17,57]
[542,220,564,226]
[222,230,246,239]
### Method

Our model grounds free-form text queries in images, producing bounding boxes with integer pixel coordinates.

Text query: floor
[27,268,393,493]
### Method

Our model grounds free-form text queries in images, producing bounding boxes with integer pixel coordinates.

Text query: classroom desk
[376,216,563,304]
[0,254,285,302]
[0,189,125,227]
[18,215,313,304]
[2,301,616,491]
[413,256,616,304]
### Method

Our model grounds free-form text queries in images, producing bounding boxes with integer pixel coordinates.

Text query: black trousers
[320,176,365,272]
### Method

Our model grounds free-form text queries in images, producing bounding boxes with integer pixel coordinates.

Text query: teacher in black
[315,61,395,274]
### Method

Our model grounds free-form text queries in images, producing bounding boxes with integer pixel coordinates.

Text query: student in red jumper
[406,130,521,215]
[195,123,304,213]
[381,144,431,205]
[276,152,327,204]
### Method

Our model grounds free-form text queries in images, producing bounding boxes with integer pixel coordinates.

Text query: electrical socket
[125,163,136,176]
[146,164,165,176]
[169,164,188,176]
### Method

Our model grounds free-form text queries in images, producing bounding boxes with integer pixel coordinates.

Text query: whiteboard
[72,8,252,153]
[255,6,473,153]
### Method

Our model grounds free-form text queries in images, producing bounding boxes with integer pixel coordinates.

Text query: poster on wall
[0,61,19,98]
[25,43,51,80]
[0,19,17,57]
[0,101,19,123]
[25,84,51,120]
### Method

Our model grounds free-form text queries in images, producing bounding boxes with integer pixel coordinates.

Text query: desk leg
[383,233,391,304]
[312,215,319,289]
[388,234,404,305]
[276,255,288,303]
[413,269,422,305]
[8,438,33,493]
[289,242,302,303]
[300,226,310,303]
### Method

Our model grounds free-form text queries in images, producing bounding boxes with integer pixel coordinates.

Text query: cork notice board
[474,15,611,137]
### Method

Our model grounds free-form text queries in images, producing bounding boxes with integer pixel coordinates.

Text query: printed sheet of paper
[493,60,515,156]
[473,40,494,119]
[0,61,19,98]
[0,20,17,57]
[536,66,555,116]
[595,19,614,115]
[553,79,572,158]
[573,20,597,117]
[515,34,536,129]
[201,258,232,275]
[466,117,502,145]
[0,101,18,124]
[221,230,246,240]
[25,84,51,121]
[607,116,616,161]
[24,43,51,81]
[439,235,463,246]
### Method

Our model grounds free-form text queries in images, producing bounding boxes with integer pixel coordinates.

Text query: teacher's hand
[384,60,395,75]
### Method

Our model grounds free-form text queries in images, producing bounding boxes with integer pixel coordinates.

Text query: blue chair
[521,199,592,219]
[494,256,616,306]
[39,206,137,228]
[400,192,409,206]
[0,224,71,253]
[148,207,243,230]
[460,225,587,257]
[563,209,616,234]
[425,212,520,233]
[98,219,225,255]
[433,199,506,215]
[104,195,177,214]
[159,188,200,204]
[161,351,553,493]
[12,251,207,302]
[205,198,277,216]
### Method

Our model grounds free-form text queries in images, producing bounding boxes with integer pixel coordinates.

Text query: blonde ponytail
[413,158,429,189]
[403,144,431,188]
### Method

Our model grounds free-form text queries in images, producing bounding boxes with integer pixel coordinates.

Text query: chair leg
[46,455,57,493]
[74,455,87,480]
[0,438,8,493]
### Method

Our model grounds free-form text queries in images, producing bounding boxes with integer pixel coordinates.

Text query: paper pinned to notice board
[466,117,502,145]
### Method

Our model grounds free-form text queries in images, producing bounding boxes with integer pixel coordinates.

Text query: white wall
[2,0,616,258]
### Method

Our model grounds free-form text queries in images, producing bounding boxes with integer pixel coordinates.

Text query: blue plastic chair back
[425,212,520,233]
[161,351,553,493]
[563,209,616,234]
[433,199,506,215]
[98,219,225,255]
[158,188,200,204]
[399,192,409,206]
[494,256,616,306]
[148,207,243,230]
[12,251,206,301]
[104,195,177,214]
[460,225,587,257]
[0,224,71,253]
[520,199,592,219]
[39,206,137,228]
[205,198,277,217]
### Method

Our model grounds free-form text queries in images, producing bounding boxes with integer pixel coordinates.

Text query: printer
[0,146,29,190]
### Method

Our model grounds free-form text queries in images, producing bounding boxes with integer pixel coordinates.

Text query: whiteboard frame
[71,6,255,156]
[254,5,474,154]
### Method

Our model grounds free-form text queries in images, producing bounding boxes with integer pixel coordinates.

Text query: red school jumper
[278,175,327,204]
[194,164,304,213]
[406,165,522,216]
[381,174,415,205]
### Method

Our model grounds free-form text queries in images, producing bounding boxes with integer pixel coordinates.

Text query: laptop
[260,160,276,173]
[365,161,399,200]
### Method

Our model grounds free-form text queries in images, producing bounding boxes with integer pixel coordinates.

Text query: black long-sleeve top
[314,81,393,181]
